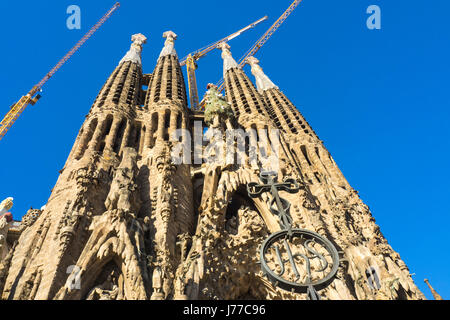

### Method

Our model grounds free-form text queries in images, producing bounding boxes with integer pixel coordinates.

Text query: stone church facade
[0,32,425,300]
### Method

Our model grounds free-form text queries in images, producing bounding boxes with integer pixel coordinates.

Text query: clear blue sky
[0,0,449,300]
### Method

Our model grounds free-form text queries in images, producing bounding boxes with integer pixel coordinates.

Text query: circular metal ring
[260,228,339,294]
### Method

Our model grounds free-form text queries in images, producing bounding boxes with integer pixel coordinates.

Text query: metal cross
[248,172,339,300]
[247,172,300,236]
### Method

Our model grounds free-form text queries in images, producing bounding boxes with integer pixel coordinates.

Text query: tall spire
[159,31,178,58]
[145,31,187,107]
[247,56,278,92]
[424,279,444,300]
[89,33,146,115]
[120,33,147,66]
[218,42,238,76]
[246,56,318,138]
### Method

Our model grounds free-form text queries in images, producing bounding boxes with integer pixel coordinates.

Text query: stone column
[169,112,178,141]
[144,124,154,149]
[157,113,165,141]
[119,120,132,154]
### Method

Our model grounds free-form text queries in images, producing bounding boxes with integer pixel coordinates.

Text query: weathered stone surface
[0,198,13,262]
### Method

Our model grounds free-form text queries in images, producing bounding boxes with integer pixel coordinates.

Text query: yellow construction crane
[0,2,121,142]
[199,0,303,109]
[180,16,268,110]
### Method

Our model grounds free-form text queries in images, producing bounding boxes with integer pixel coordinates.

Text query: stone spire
[247,56,279,93]
[246,56,318,139]
[87,33,146,118]
[145,31,187,108]
[424,279,444,300]
[218,42,238,76]
[159,31,178,58]
[218,42,271,121]
[120,33,147,66]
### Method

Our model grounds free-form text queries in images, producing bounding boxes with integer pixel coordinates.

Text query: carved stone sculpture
[0,212,13,261]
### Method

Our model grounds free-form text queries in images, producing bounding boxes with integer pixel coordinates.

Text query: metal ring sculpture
[248,171,339,299]
[260,228,339,295]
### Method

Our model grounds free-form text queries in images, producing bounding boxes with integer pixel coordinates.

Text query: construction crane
[179,16,268,110]
[203,0,303,108]
[0,2,121,142]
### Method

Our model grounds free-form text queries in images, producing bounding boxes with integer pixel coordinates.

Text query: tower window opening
[314,172,321,183]
[96,115,113,152]
[149,113,158,148]
[103,115,114,136]
[98,141,106,153]
[301,145,312,166]
[113,119,126,154]
[139,126,146,154]
[75,118,98,160]
[164,110,171,129]
[176,113,182,130]
[164,110,171,140]
[134,121,142,150]
[315,147,321,160]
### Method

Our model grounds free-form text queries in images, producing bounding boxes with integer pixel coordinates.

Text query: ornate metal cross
[247,171,339,300]
[247,171,300,236]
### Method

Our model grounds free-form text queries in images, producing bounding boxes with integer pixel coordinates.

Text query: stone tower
[0,34,426,300]
[0,32,193,300]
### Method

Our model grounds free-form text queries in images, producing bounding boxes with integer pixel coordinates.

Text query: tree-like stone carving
[105,147,141,212]
[19,208,43,232]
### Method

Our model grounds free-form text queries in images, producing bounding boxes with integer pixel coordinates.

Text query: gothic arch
[215,170,280,234]
[225,186,259,235]
[56,213,149,300]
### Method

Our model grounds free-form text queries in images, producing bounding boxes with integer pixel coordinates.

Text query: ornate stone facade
[0,32,426,300]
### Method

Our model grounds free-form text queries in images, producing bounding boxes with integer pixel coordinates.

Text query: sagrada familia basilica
[0,31,440,300]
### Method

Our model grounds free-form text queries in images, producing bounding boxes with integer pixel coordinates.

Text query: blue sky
[0,0,449,300]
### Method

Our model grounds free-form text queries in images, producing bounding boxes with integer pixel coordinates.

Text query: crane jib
[202,0,303,108]
[179,15,268,65]
[0,2,121,142]
[182,15,268,110]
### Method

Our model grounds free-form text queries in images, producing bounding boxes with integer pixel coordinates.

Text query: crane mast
[180,16,268,110]
[0,2,120,141]
[186,55,200,110]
